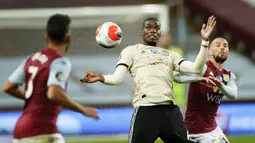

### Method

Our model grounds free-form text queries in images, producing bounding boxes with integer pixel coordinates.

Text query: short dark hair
[46,14,71,44]
[142,17,159,28]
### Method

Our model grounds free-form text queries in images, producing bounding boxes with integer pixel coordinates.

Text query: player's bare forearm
[2,81,25,100]
[102,65,127,85]
[48,85,99,119]
[48,85,85,113]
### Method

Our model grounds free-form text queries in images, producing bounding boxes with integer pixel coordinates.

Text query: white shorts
[13,133,65,143]
[188,126,229,143]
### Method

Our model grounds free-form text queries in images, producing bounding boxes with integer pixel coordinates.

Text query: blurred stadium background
[0,0,255,142]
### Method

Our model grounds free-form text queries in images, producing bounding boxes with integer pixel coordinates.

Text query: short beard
[214,56,227,64]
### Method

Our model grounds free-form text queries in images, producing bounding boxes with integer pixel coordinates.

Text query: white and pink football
[95,22,122,49]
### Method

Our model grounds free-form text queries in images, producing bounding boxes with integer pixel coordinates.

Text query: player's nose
[150,28,157,33]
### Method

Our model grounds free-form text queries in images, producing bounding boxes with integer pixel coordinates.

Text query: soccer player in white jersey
[2,14,98,143]
[174,37,238,143]
[81,16,216,143]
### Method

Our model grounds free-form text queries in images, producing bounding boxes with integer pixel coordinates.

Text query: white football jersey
[117,44,184,107]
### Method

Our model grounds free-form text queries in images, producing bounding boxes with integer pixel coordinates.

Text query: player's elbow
[193,67,203,74]
[2,84,10,93]
[2,81,15,93]
[230,93,238,100]
[225,91,238,100]
[115,79,123,85]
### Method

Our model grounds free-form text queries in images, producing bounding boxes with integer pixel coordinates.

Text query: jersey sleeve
[171,52,185,72]
[117,47,133,69]
[47,57,72,90]
[220,72,238,99]
[173,65,207,83]
[8,56,30,84]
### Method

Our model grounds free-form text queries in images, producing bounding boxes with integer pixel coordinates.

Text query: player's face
[209,38,229,63]
[141,20,161,46]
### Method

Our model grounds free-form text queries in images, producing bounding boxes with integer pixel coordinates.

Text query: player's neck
[210,59,224,71]
[47,44,66,55]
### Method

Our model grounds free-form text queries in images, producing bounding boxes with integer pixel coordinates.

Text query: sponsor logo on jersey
[150,49,157,54]
[216,75,223,81]
[160,50,169,56]
[207,93,223,104]
[148,56,169,66]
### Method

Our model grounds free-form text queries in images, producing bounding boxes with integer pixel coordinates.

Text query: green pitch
[66,135,255,143]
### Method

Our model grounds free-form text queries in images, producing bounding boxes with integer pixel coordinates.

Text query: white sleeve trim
[103,65,128,85]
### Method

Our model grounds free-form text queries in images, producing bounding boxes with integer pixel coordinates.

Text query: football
[95,22,122,49]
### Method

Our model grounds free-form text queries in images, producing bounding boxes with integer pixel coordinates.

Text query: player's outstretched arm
[80,66,127,85]
[176,16,216,74]
[173,71,197,83]
[80,47,132,85]
[208,73,238,100]
[2,57,29,100]
[174,66,216,85]
[173,65,215,84]
[48,85,99,119]
[47,57,99,120]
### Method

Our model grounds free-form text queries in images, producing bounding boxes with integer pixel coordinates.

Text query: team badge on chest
[223,74,229,82]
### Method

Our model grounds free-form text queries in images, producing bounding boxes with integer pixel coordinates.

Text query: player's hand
[82,107,99,120]
[208,76,222,87]
[196,76,216,85]
[80,72,104,83]
[201,15,217,40]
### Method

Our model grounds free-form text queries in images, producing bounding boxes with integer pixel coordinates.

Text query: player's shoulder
[222,67,235,77]
[166,49,184,60]
[51,57,72,69]
[120,44,140,54]
[229,71,236,80]
[124,44,141,50]
[23,55,32,62]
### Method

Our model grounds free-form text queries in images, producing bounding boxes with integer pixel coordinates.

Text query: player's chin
[215,56,227,63]
[146,39,158,45]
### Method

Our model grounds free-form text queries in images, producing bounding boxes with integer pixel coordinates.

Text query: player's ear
[140,30,143,36]
[65,35,71,44]
[208,48,213,56]
[44,34,49,43]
